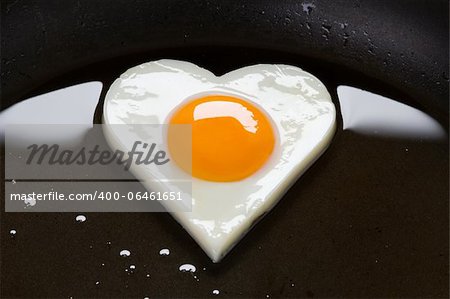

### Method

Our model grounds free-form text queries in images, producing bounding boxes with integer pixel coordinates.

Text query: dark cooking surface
[1,0,449,298]
[1,131,448,298]
[2,0,448,120]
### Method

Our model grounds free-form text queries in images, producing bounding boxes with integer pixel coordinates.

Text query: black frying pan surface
[1,1,448,298]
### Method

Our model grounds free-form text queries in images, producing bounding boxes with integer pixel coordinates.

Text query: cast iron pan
[1,0,448,298]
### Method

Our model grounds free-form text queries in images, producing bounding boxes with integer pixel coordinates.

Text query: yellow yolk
[168,94,275,182]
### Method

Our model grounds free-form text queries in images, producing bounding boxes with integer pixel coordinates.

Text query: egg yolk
[168,94,275,182]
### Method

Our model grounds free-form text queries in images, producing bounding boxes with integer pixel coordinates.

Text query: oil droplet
[212,289,220,295]
[95,281,100,286]
[159,248,170,256]
[146,273,150,278]
[301,3,315,15]
[179,264,196,273]
[144,297,149,299]
[75,215,86,222]
[343,33,350,46]
[321,24,331,33]
[24,195,36,207]
[291,283,295,287]
[120,249,131,257]
[128,264,136,274]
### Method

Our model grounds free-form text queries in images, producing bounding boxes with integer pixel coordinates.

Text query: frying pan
[1,0,448,298]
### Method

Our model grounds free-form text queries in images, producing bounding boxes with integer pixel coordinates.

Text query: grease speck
[120,249,131,257]
[24,195,36,207]
[128,264,136,274]
[179,264,196,273]
[301,3,315,15]
[75,215,86,222]
[321,24,331,33]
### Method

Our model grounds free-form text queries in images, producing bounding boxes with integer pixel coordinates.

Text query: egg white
[103,59,336,262]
